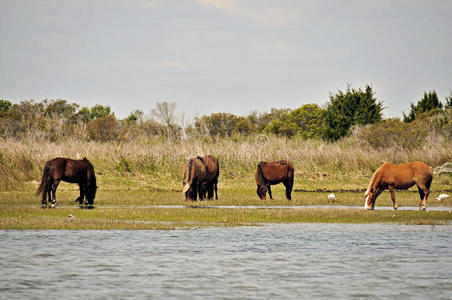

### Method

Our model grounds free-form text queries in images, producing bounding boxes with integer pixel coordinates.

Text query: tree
[194,112,255,137]
[403,91,443,122]
[445,91,452,109]
[86,115,119,142]
[43,99,79,122]
[323,84,384,141]
[89,104,113,121]
[247,108,292,132]
[264,104,325,138]
[126,110,144,123]
[151,101,181,138]
[0,99,12,113]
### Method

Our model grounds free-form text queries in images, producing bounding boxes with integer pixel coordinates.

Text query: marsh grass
[1,136,451,229]
[1,206,450,230]
[1,187,451,229]
[1,135,451,192]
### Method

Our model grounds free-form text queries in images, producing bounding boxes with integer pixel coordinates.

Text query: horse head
[257,184,268,200]
[364,189,375,210]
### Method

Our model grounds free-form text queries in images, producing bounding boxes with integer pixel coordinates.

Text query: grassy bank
[1,206,451,230]
[1,189,451,229]
[1,136,451,229]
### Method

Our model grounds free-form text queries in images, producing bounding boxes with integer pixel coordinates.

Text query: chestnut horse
[182,155,219,201]
[364,161,433,210]
[255,160,294,200]
[36,157,97,208]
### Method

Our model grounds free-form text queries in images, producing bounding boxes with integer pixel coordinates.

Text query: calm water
[1,224,451,299]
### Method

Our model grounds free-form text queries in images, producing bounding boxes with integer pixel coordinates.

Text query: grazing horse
[36,157,97,208]
[364,161,433,210]
[198,155,220,200]
[255,160,294,200]
[182,155,220,201]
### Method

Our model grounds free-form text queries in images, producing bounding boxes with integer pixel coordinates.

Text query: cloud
[196,0,301,25]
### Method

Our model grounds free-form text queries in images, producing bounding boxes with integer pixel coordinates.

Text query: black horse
[36,157,97,208]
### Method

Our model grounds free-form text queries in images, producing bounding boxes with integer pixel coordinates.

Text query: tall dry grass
[1,133,451,191]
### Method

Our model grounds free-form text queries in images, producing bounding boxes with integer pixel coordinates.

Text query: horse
[36,157,97,208]
[197,155,220,200]
[364,161,433,210]
[255,160,294,200]
[182,155,220,201]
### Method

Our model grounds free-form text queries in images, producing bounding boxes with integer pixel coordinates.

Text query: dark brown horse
[364,161,433,210]
[198,155,220,200]
[182,155,220,201]
[255,160,294,200]
[36,157,97,208]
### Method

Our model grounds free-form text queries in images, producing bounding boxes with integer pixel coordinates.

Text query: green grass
[1,206,450,230]
[1,186,451,230]
[1,136,451,229]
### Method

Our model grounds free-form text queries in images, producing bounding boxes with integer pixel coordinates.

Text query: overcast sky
[1,0,451,120]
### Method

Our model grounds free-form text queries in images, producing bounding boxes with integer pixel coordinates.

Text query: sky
[1,0,451,120]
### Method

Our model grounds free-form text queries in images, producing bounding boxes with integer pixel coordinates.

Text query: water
[1,224,451,299]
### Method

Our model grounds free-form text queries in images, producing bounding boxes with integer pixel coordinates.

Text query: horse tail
[87,164,97,203]
[36,162,51,196]
[215,159,220,183]
[182,159,194,193]
[257,161,267,186]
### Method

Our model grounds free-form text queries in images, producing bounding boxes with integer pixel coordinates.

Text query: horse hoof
[393,206,398,211]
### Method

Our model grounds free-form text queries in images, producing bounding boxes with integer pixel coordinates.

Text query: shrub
[357,118,428,150]
[86,115,119,142]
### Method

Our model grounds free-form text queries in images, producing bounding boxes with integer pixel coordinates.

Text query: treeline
[1,85,451,148]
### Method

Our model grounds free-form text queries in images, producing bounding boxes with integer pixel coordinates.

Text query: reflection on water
[1,224,451,299]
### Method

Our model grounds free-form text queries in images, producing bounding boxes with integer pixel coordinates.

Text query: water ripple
[0,224,451,299]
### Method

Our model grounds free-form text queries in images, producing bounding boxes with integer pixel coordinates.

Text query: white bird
[327,193,336,202]
[436,194,449,201]
[67,214,76,222]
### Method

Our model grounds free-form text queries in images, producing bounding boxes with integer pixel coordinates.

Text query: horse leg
[267,185,273,199]
[41,187,48,208]
[207,182,214,200]
[417,186,429,211]
[50,179,60,208]
[75,184,84,205]
[214,181,218,200]
[388,186,397,210]
[283,179,293,201]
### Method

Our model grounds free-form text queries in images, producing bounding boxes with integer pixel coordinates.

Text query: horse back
[201,155,219,182]
[47,157,93,183]
[379,161,432,189]
[257,160,293,184]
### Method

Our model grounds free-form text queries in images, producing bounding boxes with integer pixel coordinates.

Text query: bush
[86,115,119,142]
[357,118,428,150]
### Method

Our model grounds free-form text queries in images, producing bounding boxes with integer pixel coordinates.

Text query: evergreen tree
[323,84,384,141]
[403,91,443,122]
[445,91,452,109]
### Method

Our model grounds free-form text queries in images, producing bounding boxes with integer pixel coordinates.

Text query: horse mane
[83,157,93,167]
[365,165,383,196]
[197,156,207,169]
[257,161,267,185]
[182,159,194,193]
